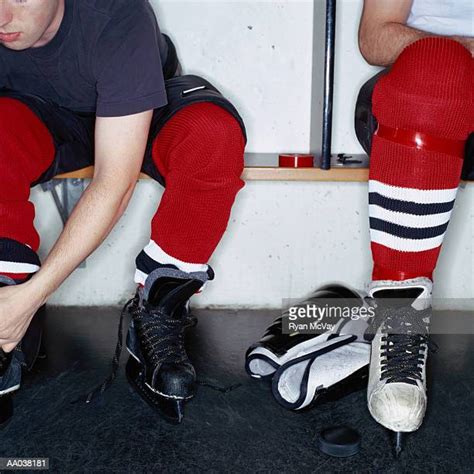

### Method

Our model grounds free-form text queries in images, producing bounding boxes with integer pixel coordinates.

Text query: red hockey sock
[135,102,245,283]
[0,98,55,281]
[369,38,473,281]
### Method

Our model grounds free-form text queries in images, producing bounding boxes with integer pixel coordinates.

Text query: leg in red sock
[366,38,473,441]
[135,102,245,284]
[0,98,55,282]
[368,38,473,282]
[124,103,245,421]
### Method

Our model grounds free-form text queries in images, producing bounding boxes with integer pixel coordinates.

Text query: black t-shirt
[0,0,168,117]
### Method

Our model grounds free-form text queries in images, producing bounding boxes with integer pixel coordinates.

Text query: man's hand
[0,281,45,352]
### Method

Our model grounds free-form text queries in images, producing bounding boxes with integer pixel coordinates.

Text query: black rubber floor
[1,307,473,473]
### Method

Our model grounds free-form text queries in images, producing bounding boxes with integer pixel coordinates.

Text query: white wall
[32,0,473,308]
[151,0,314,153]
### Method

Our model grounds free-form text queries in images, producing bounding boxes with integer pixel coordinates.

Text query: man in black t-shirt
[0,0,246,424]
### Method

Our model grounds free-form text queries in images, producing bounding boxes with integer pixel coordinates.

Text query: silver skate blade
[161,399,185,424]
[394,432,403,458]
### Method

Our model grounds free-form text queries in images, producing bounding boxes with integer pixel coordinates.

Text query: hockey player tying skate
[356,0,473,455]
[0,0,246,425]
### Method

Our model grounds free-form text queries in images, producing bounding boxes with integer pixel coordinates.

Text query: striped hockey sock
[369,180,458,280]
[135,240,209,286]
[369,38,473,281]
[133,102,245,289]
[0,238,41,284]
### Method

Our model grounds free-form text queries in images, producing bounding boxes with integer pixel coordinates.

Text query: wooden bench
[54,165,370,182]
[53,154,373,182]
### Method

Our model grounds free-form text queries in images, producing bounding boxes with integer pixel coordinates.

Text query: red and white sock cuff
[134,239,209,286]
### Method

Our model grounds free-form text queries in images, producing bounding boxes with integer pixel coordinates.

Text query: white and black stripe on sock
[134,240,209,286]
[368,180,457,253]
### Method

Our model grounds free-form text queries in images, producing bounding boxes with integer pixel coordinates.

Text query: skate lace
[132,302,188,366]
[74,294,199,404]
[74,292,241,404]
[377,305,437,385]
[133,301,242,395]
[72,296,138,404]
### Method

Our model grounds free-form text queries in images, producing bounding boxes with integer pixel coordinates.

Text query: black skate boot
[125,266,213,424]
[245,284,366,380]
[245,283,371,410]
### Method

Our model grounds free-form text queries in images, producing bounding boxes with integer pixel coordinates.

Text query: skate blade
[126,357,190,425]
[394,432,403,458]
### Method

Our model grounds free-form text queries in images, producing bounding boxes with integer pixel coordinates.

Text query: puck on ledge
[279,154,314,168]
[318,426,361,458]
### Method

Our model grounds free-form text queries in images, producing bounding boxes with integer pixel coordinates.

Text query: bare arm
[359,0,474,67]
[29,110,153,301]
[0,110,154,351]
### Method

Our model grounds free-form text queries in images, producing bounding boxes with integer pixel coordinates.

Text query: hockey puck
[279,154,314,168]
[318,426,361,458]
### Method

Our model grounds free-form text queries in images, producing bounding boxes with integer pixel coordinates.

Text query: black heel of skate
[125,356,191,425]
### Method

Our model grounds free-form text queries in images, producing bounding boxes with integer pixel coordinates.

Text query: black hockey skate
[245,284,365,380]
[125,266,213,424]
[246,284,372,410]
